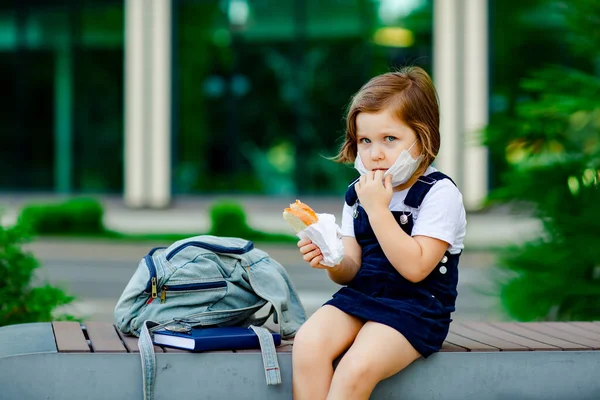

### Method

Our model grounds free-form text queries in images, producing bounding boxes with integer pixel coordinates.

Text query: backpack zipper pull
[151,277,158,298]
[160,286,167,303]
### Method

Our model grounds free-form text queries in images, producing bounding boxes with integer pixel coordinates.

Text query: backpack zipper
[159,281,227,304]
[144,247,166,297]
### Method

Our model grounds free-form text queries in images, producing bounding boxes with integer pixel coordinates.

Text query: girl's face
[355,108,420,172]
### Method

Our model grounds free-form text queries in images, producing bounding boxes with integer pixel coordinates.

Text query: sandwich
[283,200,318,233]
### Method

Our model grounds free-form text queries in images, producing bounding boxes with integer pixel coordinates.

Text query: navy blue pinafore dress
[324,171,460,358]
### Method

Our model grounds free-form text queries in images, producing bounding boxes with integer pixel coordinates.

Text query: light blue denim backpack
[114,235,307,400]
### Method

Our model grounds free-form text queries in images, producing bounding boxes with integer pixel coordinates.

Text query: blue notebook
[152,326,281,352]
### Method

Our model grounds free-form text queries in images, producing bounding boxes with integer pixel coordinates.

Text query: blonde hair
[335,66,440,167]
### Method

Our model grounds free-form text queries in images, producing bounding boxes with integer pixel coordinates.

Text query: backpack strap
[249,325,282,385]
[139,321,158,400]
[245,258,307,339]
[404,171,456,208]
[137,321,283,400]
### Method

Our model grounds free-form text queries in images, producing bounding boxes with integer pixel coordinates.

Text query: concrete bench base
[1,322,600,399]
[3,350,600,399]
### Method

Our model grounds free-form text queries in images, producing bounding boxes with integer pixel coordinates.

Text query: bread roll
[283,200,318,233]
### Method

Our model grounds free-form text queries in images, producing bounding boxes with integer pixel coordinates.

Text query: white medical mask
[354,141,423,187]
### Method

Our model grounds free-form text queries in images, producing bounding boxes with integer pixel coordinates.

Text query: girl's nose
[370,145,384,160]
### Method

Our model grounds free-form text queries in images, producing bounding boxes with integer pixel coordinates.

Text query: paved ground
[2,193,536,324]
[28,239,511,325]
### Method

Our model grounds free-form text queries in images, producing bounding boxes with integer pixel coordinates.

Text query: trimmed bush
[207,201,296,243]
[18,198,105,235]
[208,201,254,238]
[0,217,75,326]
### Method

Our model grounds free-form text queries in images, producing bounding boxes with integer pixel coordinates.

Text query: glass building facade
[1,0,434,197]
[1,0,593,202]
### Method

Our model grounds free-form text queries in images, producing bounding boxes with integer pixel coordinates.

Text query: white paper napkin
[297,213,344,267]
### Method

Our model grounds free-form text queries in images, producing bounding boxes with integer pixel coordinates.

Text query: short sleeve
[340,203,356,237]
[410,180,466,251]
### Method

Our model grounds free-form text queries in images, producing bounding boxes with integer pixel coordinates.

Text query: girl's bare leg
[292,305,364,400]
[327,321,422,400]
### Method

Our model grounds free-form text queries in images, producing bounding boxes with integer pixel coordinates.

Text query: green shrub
[207,201,296,243]
[208,201,255,238]
[18,198,105,235]
[0,218,75,326]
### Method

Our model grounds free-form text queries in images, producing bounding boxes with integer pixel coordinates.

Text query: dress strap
[344,171,455,208]
[345,177,360,206]
[404,172,456,208]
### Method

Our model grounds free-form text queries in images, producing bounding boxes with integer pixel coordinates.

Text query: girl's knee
[293,322,331,357]
[332,353,378,389]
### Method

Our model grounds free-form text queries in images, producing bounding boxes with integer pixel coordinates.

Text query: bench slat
[461,322,560,351]
[522,323,598,350]
[490,323,589,350]
[444,331,499,351]
[52,321,600,357]
[52,322,90,353]
[113,329,165,353]
[451,322,529,351]
[84,323,128,353]
[439,340,469,352]
[573,322,600,335]
[276,344,294,353]
[543,322,600,344]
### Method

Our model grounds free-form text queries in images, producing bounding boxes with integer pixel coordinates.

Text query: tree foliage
[487,1,600,320]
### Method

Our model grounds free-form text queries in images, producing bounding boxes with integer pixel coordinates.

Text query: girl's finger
[303,248,321,262]
[384,174,393,189]
[310,255,325,268]
[297,238,311,248]
[300,243,317,255]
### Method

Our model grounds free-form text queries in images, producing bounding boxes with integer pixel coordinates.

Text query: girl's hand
[355,170,393,215]
[297,238,328,269]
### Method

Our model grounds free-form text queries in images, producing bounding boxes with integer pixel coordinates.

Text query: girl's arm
[367,208,448,282]
[298,236,362,285]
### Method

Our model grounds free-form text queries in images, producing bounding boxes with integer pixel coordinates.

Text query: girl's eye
[359,138,371,144]
[384,136,396,142]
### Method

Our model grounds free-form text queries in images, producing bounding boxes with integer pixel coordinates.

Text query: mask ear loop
[406,140,420,158]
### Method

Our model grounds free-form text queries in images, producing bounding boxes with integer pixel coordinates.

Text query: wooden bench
[1,321,600,399]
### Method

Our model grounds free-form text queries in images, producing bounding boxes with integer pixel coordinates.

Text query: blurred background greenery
[484,0,600,321]
[3,0,594,197]
[1,0,599,323]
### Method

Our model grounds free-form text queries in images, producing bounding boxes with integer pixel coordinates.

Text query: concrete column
[124,0,146,207]
[463,0,489,209]
[149,0,172,208]
[433,0,489,210]
[124,0,172,208]
[433,0,462,188]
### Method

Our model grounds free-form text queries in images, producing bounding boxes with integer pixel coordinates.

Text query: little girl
[292,66,467,400]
